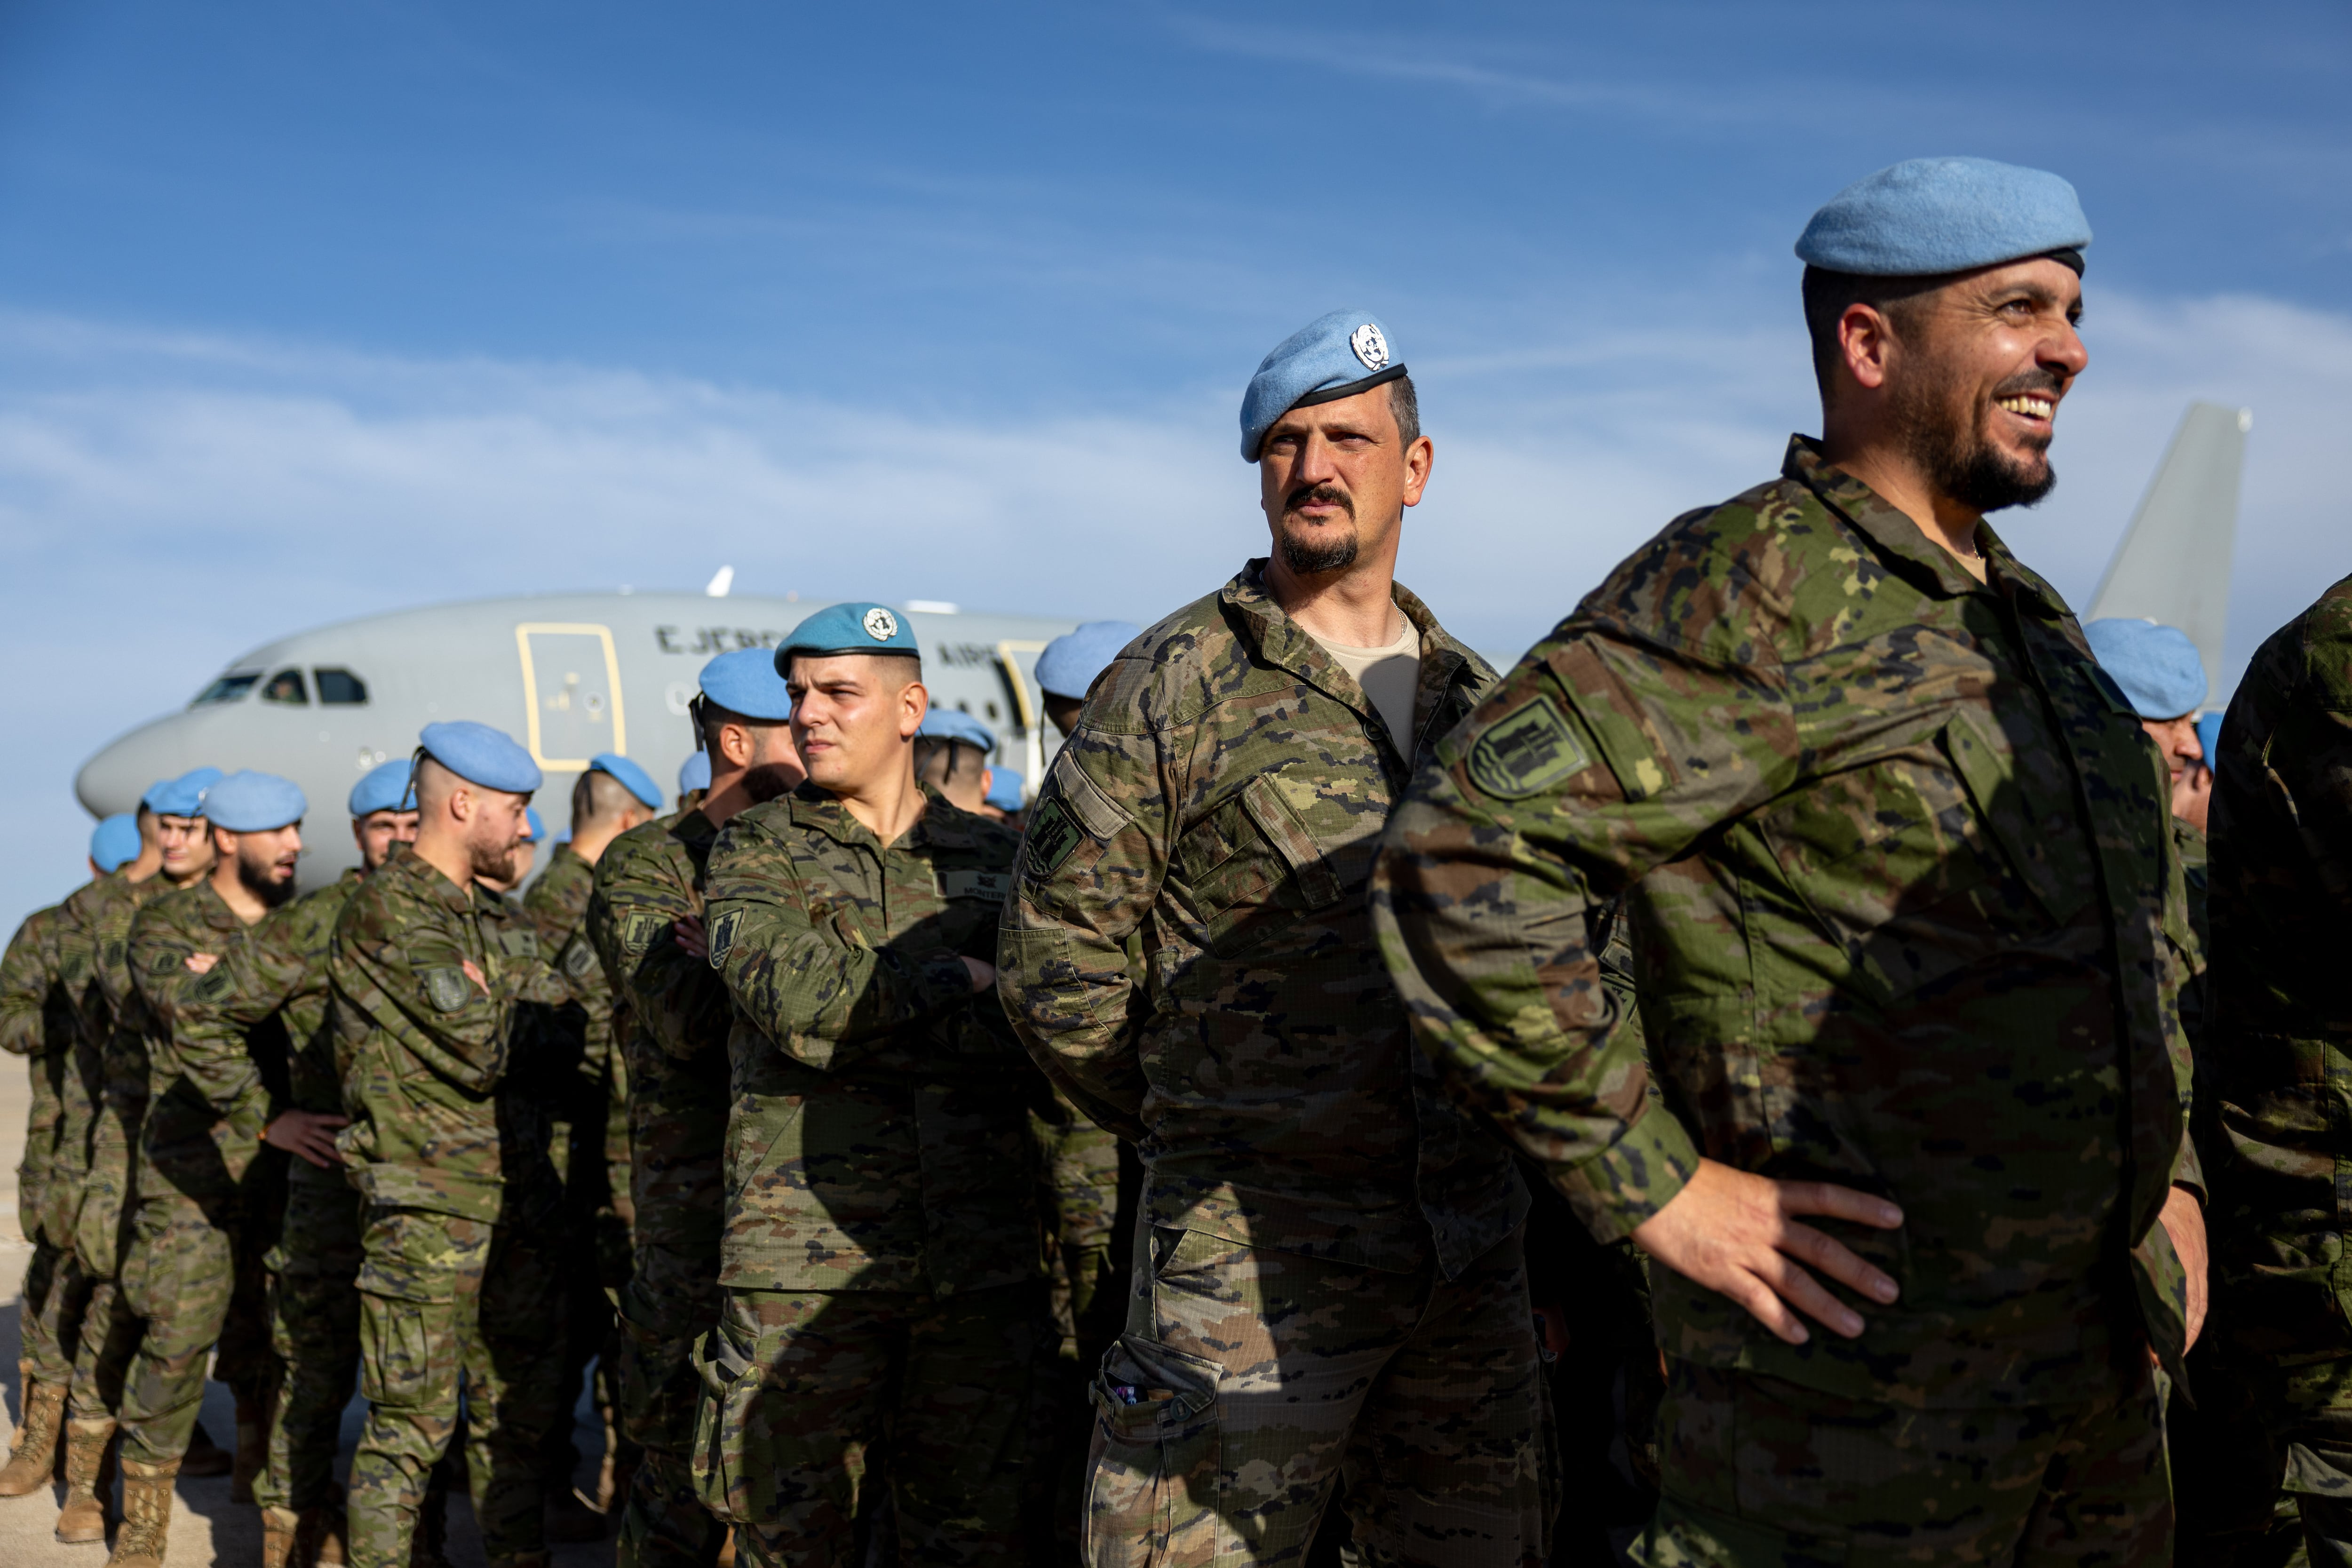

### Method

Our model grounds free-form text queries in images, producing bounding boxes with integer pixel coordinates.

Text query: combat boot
[182,1415,232,1477]
[231,1389,273,1504]
[0,1377,66,1495]
[299,1498,350,1567]
[263,1505,302,1568]
[55,1417,117,1544]
[104,1455,178,1568]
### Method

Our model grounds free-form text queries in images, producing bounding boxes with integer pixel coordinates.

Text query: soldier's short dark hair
[571,769,643,830]
[1387,373,1420,447]
[1801,265,1950,399]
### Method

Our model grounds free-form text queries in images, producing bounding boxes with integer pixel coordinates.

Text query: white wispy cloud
[2,286,2347,929]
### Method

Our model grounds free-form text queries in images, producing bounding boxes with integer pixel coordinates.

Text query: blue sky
[1,0,2348,921]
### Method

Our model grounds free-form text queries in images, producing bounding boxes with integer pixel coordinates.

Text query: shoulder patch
[620,912,667,954]
[1467,693,1592,801]
[150,949,180,975]
[940,868,1011,902]
[561,937,597,980]
[195,967,235,1003]
[422,965,469,1014]
[706,908,744,970]
[1023,799,1085,877]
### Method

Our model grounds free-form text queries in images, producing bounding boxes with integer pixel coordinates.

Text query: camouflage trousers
[2176,1347,2352,1568]
[256,1175,364,1515]
[67,1114,141,1423]
[114,1187,266,1467]
[17,1235,87,1387]
[691,1281,1046,1568]
[345,1207,569,1568]
[1635,1357,2172,1566]
[617,1240,728,1568]
[1084,1225,1551,1568]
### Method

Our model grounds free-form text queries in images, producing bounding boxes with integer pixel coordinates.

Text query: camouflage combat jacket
[1376,438,2199,1405]
[1,905,79,1232]
[129,879,291,1205]
[587,809,731,1257]
[2208,574,2352,1365]
[705,783,1041,1294]
[330,845,569,1223]
[998,561,1524,1278]
[48,874,138,1189]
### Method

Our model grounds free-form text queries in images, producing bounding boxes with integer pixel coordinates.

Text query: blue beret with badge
[419,720,542,795]
[204,771,308,833]
[90,813,141,873]
[1240,309,1407,462]
[678,750,711,796]
[699,646,795,722]
[1796,157,2091,278]
[985,766,1024,812]
[523,806,544,843]
[143,766,223,818]
[348,758,418,818]
[589,752,663,810]
[775,602,922,669]
[1034,621,1141,700]
[2084,619,2207,720]
[917,708,996,754]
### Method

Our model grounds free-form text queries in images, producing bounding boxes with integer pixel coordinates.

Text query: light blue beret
[590,752,663,810]
[985,767,1024,812]
[2084,619,2207,720]
[1034,621,1142,700]
[524,806,544,843]
[348,759,418,818]
[419,721,541,795]
[919,708,997,753]
[90,814,141,873]
[1796,157,2091,278]
[699,647,795,722]
[1240,309,1406,461]
[204,771,308,833]
[775,602,921,668]
[2197,712,2224,765]
[143,766,222,818]
[678,751,711,796]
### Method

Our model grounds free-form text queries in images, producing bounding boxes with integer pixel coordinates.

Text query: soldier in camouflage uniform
[586,648,800,1568]
[330,724,573,1568]
[2198,577,2352,1564]
[701,604,1046,1566]
[519,754,660,1537]
[1000,313,1548,1565]
[1375,161,2204,1564]
[106,772,349,1568]
[53,772,230,1545]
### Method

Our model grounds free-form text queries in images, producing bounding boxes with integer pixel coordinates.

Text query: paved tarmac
[0,1054,622,1568]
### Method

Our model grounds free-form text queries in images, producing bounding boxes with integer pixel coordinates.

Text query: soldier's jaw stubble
[1277,486,1360,575]
[1893,367,2060,516]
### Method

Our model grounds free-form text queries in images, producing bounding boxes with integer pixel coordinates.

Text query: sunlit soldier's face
[227,822,303,909]
[353,809,418,872]
[1255,385,1430,579]
[786,655,924,795]
[157,814,216,881]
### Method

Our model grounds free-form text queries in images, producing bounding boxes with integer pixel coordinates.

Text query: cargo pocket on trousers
[688,1319,760,1527]
[1081,1333,1223,1568]
[357,1294,447,1412]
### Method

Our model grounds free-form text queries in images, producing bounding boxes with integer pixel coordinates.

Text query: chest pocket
[1173,772,1346,956]
[1756,721,2057,1006]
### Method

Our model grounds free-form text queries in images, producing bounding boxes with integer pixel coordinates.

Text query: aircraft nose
[75,714,209,818]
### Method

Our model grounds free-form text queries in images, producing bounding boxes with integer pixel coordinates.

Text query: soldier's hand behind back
[673,915,708,960]
[962,956,998,992]
[1631,1158,1903,1345]
[265,1108,351,1169]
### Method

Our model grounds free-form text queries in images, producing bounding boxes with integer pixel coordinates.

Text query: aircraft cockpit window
[315,668,368,705]
[261,669,310,705]
[191,672,260,706]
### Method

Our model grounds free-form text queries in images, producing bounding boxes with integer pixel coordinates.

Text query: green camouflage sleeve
[1375,623,1799,1242]
[996,721,1170,1142]
[333,881,519,1092]
[0,908,56,1058]
[127,899,225,1034]
[705,814,975,1070]
[168,908,318,1142]
[589,830,730,1065]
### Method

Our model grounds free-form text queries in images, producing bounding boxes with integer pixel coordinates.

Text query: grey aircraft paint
[74,592,1081,890]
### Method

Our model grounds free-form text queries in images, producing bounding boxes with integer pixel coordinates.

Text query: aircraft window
[315,668,368,705]
[191,673,260,706]
[261,669,310,705]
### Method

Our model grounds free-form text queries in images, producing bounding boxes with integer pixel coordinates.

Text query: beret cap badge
[863,607,900,642]
[1348,322,1389,372]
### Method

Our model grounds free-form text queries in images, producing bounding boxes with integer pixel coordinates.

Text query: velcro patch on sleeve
[1051,749,1129,840]
[562,938,597,979]
[1466,693,1592,800]
[422,966,469,1014]
[1023,800,1086,877]
[706,909,744,970]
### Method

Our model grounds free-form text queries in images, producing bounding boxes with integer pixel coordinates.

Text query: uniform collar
[386,841,480,914]
[1783,435,2072,617]
[1220,558,1475,703]
[784,779,951,852]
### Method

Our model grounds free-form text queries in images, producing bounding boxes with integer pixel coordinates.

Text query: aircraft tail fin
[2085,402,2250,702]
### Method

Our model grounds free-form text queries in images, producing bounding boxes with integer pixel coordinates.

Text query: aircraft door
[515,623,628,773]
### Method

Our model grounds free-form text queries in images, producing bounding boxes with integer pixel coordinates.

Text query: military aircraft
[2084,401,2252,708]
[74,579,1082,888]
